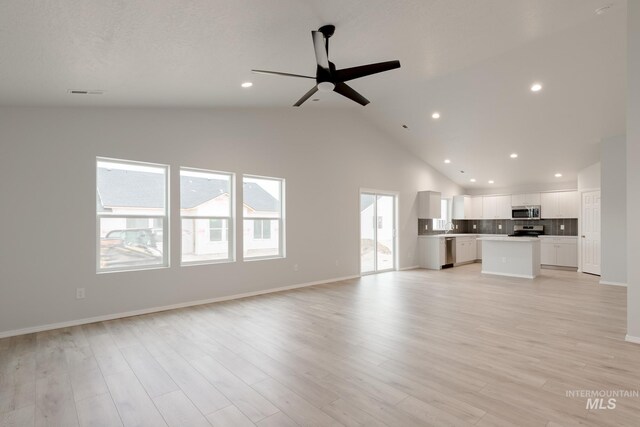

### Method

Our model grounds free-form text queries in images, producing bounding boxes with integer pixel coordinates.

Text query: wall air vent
[68,90,105,95]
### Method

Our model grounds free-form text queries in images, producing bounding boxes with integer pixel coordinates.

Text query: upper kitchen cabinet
[540,191,579,218]
[453,195,472,219]
[418,191,442,219]
[470,196,483,219]
[453,195,488,220]
[482,195,511,219]
[511,193,541,207]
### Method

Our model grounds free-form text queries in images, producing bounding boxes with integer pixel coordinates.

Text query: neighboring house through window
[96,158,169,273]
[180,168,234,265]
[243,176,284,259]
[253,219,272,239]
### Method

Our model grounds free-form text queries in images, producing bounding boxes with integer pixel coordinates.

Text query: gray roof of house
[97,168,278,211]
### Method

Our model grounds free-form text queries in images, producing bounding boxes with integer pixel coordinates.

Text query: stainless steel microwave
[511,206,541,220]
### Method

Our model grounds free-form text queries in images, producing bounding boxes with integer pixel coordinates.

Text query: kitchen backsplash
[418,218,578,236]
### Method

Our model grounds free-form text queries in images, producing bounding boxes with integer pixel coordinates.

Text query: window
[253,219,272,239]
[433,198,452,231]
[96,158,168,272]
[180,168,234,265]
[243,176,284,259]
[209,219,224,242]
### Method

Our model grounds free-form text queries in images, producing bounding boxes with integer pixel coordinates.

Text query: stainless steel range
[509,225,544,237]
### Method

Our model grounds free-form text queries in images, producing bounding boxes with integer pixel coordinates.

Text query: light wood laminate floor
[1,264,639,426]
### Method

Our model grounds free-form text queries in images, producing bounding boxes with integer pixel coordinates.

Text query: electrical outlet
[473,224,477,230]
[498,224,502,230]
[293,264,299,272]
[424,224,428,230]
[76,288,86,299]
[455,224,459,229]
[560,224,565,230]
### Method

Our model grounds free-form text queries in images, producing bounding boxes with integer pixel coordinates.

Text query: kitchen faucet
[444,222,455,234]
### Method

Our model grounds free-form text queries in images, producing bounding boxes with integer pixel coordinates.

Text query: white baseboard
[600,280,627,287]
[481,270,536,279]
[0,274,361,339]
[399,265,420,271]
[625,335,640,344]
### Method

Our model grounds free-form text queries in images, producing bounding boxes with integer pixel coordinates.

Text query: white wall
[627,1,640,341]
[600,135,627,286]
[577,162,601,192]
[465,181,577,196]
[0,107,462,335]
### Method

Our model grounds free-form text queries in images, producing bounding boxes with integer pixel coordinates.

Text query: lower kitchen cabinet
[539,236,578,268]
[455,236,477,264]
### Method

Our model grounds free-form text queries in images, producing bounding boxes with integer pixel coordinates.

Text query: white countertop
[419,234,576,239]
[477,236,540,242]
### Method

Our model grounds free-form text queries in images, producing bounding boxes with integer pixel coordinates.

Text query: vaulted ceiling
[0,0,626,189]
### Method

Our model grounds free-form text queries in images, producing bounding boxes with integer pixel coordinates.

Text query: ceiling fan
[252,25,401,107]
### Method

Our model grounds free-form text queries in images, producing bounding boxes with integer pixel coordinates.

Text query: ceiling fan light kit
[252,24,401,106]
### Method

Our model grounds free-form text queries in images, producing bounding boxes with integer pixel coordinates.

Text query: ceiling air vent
[68,90,105,95]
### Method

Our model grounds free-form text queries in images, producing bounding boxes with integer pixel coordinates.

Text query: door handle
[581,235,586,238]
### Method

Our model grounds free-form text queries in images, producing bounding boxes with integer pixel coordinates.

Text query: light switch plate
[498,224,502,230]
[560,224,565,230]
[473,224,477,230]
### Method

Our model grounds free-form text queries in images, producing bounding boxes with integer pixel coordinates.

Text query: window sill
[181,259,235,267]
[97,264,170,274]
[243,255,285,262]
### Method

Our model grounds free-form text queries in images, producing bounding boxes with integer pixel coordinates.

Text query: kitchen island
[477,236,541,279]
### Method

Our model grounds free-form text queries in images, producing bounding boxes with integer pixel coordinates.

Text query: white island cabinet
[478,236,541,279]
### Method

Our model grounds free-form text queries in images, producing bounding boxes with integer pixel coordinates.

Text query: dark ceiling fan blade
[333,82,370,106]
[335,60,401,82]
[293,85,319,107]
[251,69,315,79]
[312,31,330,71]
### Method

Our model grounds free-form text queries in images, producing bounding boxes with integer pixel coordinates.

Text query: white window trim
[96,157,170,274]
[180,167,236,267]
[243,175,285,261]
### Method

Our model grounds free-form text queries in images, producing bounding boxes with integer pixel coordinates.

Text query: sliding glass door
[360,192,396,274]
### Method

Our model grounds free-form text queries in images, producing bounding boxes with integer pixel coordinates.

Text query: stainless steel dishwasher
[444,237,456,268]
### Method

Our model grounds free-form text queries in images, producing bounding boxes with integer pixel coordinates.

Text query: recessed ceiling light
[444,159,451,164]
[470,178,476,183]
[555,173,563,178]
[530,83,542,92]
[432,112,441,119]
[241,82,253,88]
[488,180,494,184]
[510,153,518,159]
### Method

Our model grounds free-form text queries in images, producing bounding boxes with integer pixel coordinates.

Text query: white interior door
[581,190,601,275]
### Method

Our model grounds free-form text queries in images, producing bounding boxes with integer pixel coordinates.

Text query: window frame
[242,175,285,261]
[433,197,453,231]
[96,157,170,274]
[180,167,235,266]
